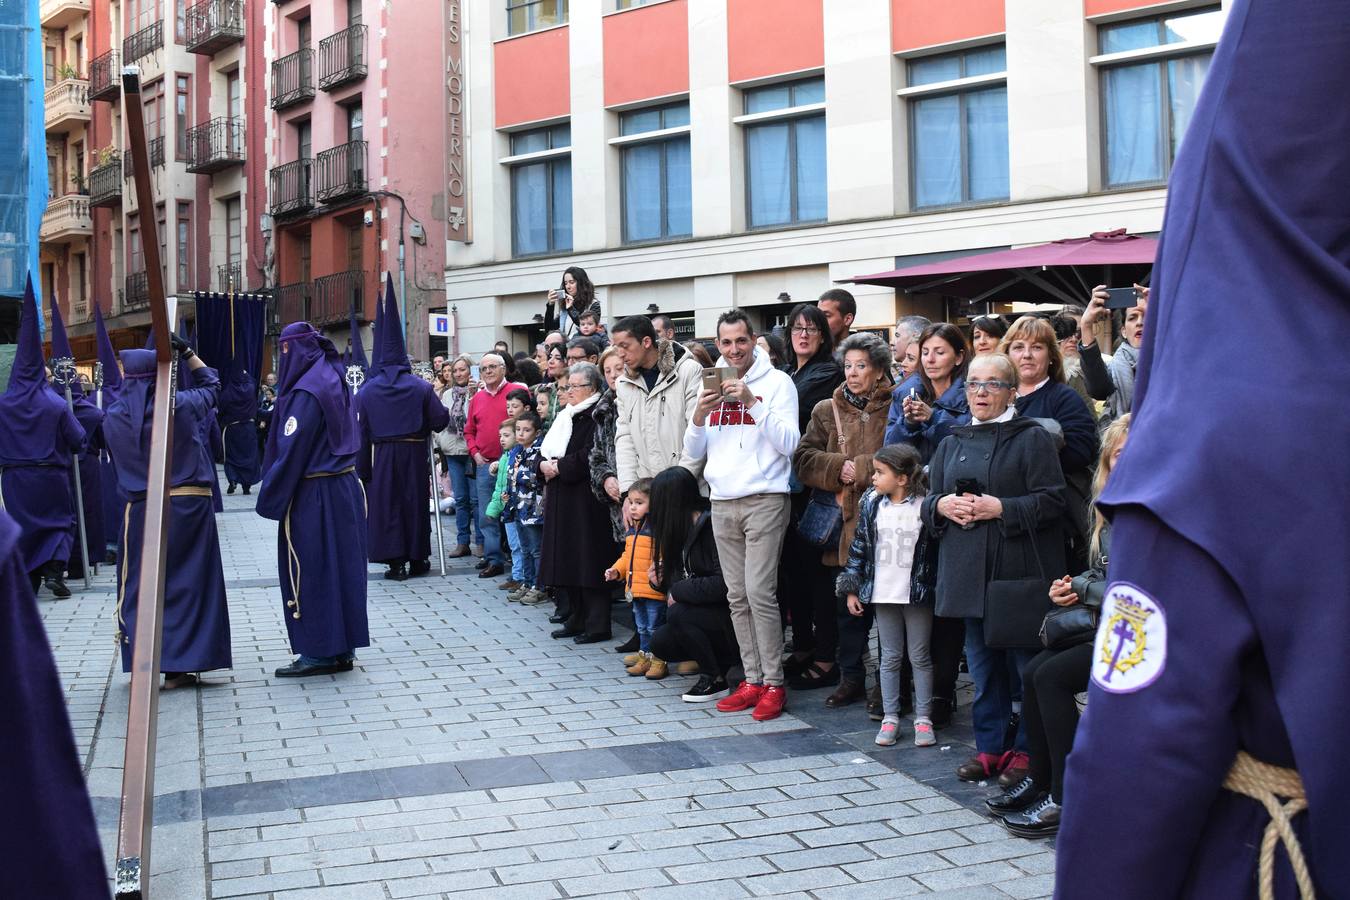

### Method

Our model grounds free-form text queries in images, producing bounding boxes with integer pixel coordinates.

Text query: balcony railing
[269,158,312,216]
[40,0,90,29]
[318,24,367,91]
[123,20,164,64]
[89,50,120,102]
[218,262,243,293]
[186,0,245,55]
[89,154,123,207]
[186,117,245,174]
[313,270,366,327]
[40,195,93,244]
[314,141,367,204]
[123,272,150,312]
[270,48,314,110]
[149,135,166,169]
[274,282,311,325]
[44,78,90,133]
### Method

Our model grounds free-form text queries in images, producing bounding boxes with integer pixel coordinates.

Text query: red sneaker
[751,685,787,721]
[716,681,766,713]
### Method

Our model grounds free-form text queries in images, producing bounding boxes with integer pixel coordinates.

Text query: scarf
[540,391,599,460]
[447,384,470,435]
[842,386,870,411]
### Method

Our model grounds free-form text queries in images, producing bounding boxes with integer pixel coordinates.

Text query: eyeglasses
[965,380,1013,394]
[480,363,502,371]
[790,326,820,336]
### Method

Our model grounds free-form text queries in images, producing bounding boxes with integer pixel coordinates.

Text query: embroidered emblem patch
[1091,582,1167,694]
[283,416,298,437]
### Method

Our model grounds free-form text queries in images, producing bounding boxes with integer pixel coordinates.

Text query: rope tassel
[1222,751,1315,900]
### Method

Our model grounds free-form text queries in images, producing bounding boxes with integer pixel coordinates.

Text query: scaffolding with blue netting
[0,0,46,344]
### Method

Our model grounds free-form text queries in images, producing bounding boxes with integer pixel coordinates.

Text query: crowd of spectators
[423,265,1146,839]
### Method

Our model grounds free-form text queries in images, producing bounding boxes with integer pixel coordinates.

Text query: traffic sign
[429,313,454,337]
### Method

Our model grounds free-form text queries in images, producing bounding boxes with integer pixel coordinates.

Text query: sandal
[782,652,813,679]
[787,661,841,690]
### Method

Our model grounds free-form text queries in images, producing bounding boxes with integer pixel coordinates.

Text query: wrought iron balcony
[40,196,93,244]
[274,281,312,325]
[313,270,366,327]
[89,154,123,207]
[186,117,245,174]
[44,78,90,133]
[123,272,150,312]
[89,50,120,102]
[149,135,166,169]
[270,48,314,110]
[123,20,163,65]
[318,24,367,91]
[217,263,243,293]
[314,140,367,204]
[186,0,245,55]
[269,158,313,216]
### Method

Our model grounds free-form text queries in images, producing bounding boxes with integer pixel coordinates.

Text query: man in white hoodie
[683,310,800,722]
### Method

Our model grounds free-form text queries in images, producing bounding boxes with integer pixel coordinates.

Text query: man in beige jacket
[609,315,704,502]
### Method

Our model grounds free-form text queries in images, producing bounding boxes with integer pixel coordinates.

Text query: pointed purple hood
[0,277,71,463]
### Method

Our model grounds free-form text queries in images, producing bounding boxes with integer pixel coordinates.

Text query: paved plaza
[44,482,1056,899]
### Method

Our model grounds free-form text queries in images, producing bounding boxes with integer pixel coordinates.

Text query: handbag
[1038,565,1107,650]
[983,504,1056,650]
[795,400,847,549]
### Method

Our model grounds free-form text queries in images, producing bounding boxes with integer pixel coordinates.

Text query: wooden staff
[114,67,178,900]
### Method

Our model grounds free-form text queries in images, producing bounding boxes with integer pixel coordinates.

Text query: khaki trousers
[711,493,791,687]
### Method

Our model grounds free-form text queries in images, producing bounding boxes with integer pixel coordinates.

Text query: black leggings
[650,603,739,680]
[1022,643,1093,802]
[778,529,839,663]
[564,586,612,638]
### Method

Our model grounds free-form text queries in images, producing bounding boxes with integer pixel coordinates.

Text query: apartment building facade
[443,0,1227,354]
[39,0,267,361]
[265,0,451,356]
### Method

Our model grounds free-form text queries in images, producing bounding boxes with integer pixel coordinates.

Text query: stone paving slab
[37,476,1055,898]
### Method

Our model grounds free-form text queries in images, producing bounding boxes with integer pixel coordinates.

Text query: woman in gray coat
[922,354,1066,789]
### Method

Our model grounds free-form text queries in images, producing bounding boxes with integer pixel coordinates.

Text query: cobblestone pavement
[43,480,1056,898]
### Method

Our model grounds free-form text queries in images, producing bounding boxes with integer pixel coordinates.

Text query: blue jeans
[474,464,504,566]
[503,520,524,582]
[632,598,668,654]
[443,454,477,547]
[516,523,542,587]
[964,617,1034,756]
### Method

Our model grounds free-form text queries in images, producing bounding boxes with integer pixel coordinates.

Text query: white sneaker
[913,717,936,747]
[875,717,900,746]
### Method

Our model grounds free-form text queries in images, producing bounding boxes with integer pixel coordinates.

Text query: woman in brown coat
[792,332,894,697]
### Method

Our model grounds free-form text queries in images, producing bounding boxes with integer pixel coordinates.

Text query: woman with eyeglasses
[998,316,1100,571]
[886,323,971,463]
[922,353,1067,790]
[777,304,844,689]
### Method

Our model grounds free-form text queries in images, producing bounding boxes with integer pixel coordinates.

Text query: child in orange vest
[604,479,667,678]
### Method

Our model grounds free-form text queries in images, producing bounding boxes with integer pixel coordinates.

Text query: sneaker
[622,652,642,667]
[521,589,550,606]
[507,586,529,602]
[716,681,766,713]
[1002,794,1061,838]
[644,658,668,680]
[45,577,71,599]
[998,751,1032,789]
[913,717,937,747]
[751,685,787,721]
[682,675,729,703]
[675,660,700,676]
[874,717,901,746]
[956,752,1006,783]
[626,654,652,677]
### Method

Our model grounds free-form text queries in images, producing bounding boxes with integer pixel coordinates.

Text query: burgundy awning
[849,229,1158,306]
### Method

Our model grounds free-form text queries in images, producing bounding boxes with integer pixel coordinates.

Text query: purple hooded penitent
[1057,2,1349,895]
[48,294,107,571]
[256,322,369,659]
[0,278,84,576]
[0,507,108,895]
[103,349,232,674]
[354,277,448,567]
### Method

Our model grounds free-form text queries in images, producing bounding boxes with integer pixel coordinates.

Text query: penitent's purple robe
[0,507,108,895]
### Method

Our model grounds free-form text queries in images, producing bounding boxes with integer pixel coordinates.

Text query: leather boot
[825,677,865,709]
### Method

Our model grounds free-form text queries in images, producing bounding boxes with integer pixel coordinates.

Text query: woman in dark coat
[778,303,844,682]
[588,347,626,543]
[538,363,621,642]
[922,353,1066,788]
[648,466,737,703]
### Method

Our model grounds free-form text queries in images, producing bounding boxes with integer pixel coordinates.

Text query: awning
[848,229,1158,306]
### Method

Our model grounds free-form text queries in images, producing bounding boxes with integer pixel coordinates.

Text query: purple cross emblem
[1103,617,1135,684]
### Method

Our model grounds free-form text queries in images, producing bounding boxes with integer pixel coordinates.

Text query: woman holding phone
[544,266,601,342]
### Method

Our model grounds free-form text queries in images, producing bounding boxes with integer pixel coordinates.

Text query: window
[156,204,168,278]
[298,233,312,282]
[176,0,187,42]
[226,72,242,154]
[346,224,363,270]
[348,0,362,26]
[296,120,312,159]
[297,16,312,49]
[741,77,826,228]
[176,202,191,289]
[346,103,364,142]
[1097,7,1222,187]
[507,0,567,36]
[615,0,654,7]
[905,45,1008,209]
[507,124,572,257]
[225,199,241,273]
[175,75,190,159]
[129,216,143,274]
[74,253,87,306]
[72,37,83,74]
[45,46,56,86]
[144,79,165,140]
[616,102,691,243]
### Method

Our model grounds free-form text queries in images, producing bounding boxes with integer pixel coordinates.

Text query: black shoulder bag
[983,503,1056,650]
